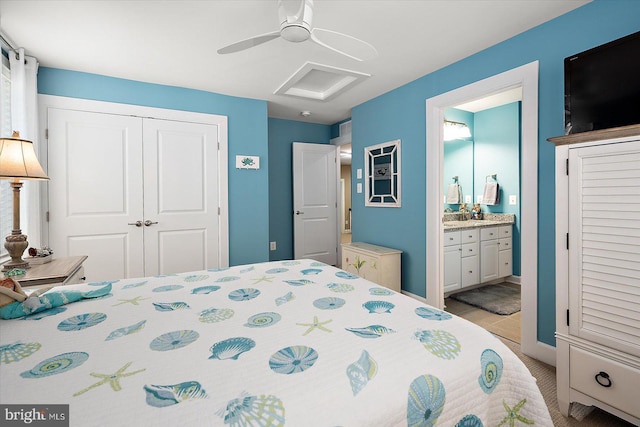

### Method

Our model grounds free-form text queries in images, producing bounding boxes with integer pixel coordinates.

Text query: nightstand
[341,242,402,292]
[9,256,88,289]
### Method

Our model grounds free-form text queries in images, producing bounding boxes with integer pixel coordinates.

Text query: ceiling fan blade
[310,28,378,61]
[217,31,281,55]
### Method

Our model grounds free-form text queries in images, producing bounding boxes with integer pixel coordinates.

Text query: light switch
[465,195,471,203]
[477,195,483,203]
[509,195,517,205]
[356,183,362,193]
[356,168,362,179]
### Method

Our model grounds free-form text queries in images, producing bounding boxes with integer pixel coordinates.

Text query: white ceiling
[0,0,589,125]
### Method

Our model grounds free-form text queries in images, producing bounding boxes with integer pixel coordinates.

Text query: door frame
[38,95,229,268]
[426,61,555,366]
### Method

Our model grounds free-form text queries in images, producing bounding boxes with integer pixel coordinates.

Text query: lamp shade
[0,131,49,180]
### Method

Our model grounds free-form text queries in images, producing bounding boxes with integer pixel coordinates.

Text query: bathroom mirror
[365,139,401,207]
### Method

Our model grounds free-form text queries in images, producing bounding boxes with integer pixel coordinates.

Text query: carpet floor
[498,337,635,426]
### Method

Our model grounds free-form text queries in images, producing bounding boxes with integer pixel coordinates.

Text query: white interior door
[293,142,338,265]
[142,118,219,276]
[47,108,145,281]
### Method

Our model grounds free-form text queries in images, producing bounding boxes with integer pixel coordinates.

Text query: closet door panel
[143,118,219,276]
[47,108,144,281]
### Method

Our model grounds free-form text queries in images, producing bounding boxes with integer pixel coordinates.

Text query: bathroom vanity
[443,216,514,294]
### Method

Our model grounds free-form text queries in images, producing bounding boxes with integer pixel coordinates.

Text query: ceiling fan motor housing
[279,0,313,42]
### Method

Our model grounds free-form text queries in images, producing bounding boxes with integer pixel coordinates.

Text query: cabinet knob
[595,371,612,388]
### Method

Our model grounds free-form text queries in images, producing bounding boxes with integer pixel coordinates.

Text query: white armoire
[551,124,640,425]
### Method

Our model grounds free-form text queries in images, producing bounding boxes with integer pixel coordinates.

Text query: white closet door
[142,118,219,276]
[47,108,145,281]
[568,139,640,357]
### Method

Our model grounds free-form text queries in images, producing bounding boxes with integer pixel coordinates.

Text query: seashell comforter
[0,259,553,426]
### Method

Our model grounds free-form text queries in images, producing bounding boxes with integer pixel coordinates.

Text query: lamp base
[3,234,30,271]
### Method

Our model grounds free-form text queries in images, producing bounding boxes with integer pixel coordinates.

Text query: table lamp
[0,131,49,271]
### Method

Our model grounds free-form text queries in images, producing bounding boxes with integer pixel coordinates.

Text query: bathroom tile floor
[444,286,522,343]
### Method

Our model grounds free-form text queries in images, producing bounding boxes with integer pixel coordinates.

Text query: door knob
[128,220,142,227]
[295,211,304,215]
[144,220,159,226]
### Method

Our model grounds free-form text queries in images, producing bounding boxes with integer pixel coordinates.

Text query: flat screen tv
[564,30,640,135]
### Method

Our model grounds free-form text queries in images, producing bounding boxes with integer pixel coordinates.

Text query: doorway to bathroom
[441,91,523,343]
[426,61,554,365]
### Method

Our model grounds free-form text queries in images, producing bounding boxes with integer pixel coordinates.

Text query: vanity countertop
[443,213,515,231]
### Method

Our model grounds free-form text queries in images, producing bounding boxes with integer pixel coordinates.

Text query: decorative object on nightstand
[26,246,54,265]
[0,131,49,271]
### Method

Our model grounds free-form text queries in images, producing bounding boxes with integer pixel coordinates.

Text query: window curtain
[9,48,42,248]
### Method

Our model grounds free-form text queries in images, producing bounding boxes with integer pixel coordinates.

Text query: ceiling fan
[217,0,378,61]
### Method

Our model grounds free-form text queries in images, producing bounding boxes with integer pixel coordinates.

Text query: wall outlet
[509,195,517,205]
[477,195,483,203]
[270,241,276,251]
[465,195,471,203]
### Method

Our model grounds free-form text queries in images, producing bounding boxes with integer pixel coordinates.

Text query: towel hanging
[482,181,499,205]
[446,183,462,204]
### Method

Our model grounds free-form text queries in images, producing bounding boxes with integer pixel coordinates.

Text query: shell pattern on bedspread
[199,308,235,323]
[478,349,503,394]
[362,300,395,313]
[407,374,446,427]
[244,312,281,328]
[144,381,208,408]
[345,325,396,339]
[218,392,285,426]
[105,320,147,341]
[415,307,453,321]
[346,350,378,396]
[209,337,256,360]
[0,342,41,364]
[20,352,89,378]
[269,345,318,374]
[414,329,461,360]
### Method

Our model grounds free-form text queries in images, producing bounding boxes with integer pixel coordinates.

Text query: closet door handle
[144,220,159,227]
[128,221,143,227]
[295,211,304,215]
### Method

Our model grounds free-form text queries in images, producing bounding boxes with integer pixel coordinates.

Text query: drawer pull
[595,371,612,388]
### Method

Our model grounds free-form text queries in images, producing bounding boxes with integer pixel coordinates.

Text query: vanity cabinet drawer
[460,229,478,244]
[498,225,512,238]
[499,237,512,251]
[480,227,499,241]
[462,242,478,257]
[444,231,461,246]
[570,346,640,418]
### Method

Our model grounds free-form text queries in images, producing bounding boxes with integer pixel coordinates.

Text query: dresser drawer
[570,346,640,418]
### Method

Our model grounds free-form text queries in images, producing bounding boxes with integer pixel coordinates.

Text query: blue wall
[38,68,270,266]
[267,118,331,261]
[349,0,640,346]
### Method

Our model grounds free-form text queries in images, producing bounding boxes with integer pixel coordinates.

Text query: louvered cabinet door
[568,139,640,358]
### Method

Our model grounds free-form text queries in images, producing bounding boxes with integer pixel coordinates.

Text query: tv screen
[564,30,640,135]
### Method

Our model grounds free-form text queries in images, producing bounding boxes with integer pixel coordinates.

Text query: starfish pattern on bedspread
[112,296,149,306]
[497,398,534,426]
[73,362,146,396]
[296,316,332,335]
[251,276,275,284]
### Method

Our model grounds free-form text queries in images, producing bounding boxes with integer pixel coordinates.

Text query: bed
[0,259,552,426]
